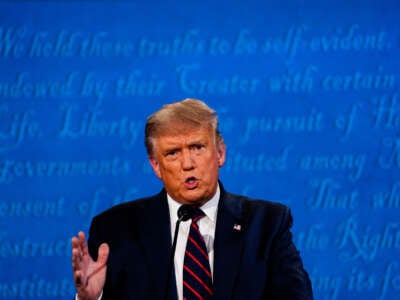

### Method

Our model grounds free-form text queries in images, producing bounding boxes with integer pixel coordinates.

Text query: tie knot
[192,208,205,222]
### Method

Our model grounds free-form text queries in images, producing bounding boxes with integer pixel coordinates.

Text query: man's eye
[193,144,204,151]
[166,151,177,157]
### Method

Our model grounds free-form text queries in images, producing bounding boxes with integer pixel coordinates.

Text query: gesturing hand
[71,231,109,300]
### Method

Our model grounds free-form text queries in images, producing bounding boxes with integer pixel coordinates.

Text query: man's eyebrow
[188,139,207,145]
[163,146,180,152]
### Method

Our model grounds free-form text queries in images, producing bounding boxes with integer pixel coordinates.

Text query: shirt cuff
[75,291,103,300]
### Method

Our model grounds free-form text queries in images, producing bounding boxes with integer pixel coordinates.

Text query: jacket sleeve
[265,206,314,300]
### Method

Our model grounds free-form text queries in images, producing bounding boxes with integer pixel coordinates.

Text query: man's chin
[178,191,210,206]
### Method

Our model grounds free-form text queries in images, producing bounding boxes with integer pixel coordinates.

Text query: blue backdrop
[0,1,399,299]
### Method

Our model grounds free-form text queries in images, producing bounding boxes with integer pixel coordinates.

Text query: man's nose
[181,149,195,170]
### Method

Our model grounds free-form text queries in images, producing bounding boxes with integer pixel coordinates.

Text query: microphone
[164,205,194,300]
[178,204,194,221]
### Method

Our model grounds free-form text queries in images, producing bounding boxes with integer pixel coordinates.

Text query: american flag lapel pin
[233,223,241,231]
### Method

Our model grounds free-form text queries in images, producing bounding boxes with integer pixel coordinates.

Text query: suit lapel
[137,191,177,299]
[213,189,246,299]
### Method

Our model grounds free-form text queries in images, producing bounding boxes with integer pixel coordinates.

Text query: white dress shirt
[167,186,219,300]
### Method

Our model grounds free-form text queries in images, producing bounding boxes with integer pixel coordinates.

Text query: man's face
[149,126,226,206]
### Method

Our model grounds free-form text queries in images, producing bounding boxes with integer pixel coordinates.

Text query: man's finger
[78,231,89,256]
[71,248,81,270]
[97,243,109,265]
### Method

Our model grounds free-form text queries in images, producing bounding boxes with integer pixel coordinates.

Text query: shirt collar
[167,184,220,223]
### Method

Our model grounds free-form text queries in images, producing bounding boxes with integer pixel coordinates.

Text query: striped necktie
[183,208,213,300]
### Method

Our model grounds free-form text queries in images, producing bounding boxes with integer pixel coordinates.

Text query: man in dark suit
[71,99,313,300]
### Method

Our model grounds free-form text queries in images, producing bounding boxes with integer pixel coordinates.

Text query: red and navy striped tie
[183,208,213,300]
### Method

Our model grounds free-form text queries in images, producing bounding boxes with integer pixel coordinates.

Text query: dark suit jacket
[88,185,313,300]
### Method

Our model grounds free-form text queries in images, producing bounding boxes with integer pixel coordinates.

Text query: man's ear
[217,141,226,167]
[148,156,162,179]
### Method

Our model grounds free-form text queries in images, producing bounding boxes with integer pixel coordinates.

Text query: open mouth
[184,176,199,189]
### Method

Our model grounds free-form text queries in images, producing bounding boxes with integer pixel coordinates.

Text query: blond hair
[145,98,223,156]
